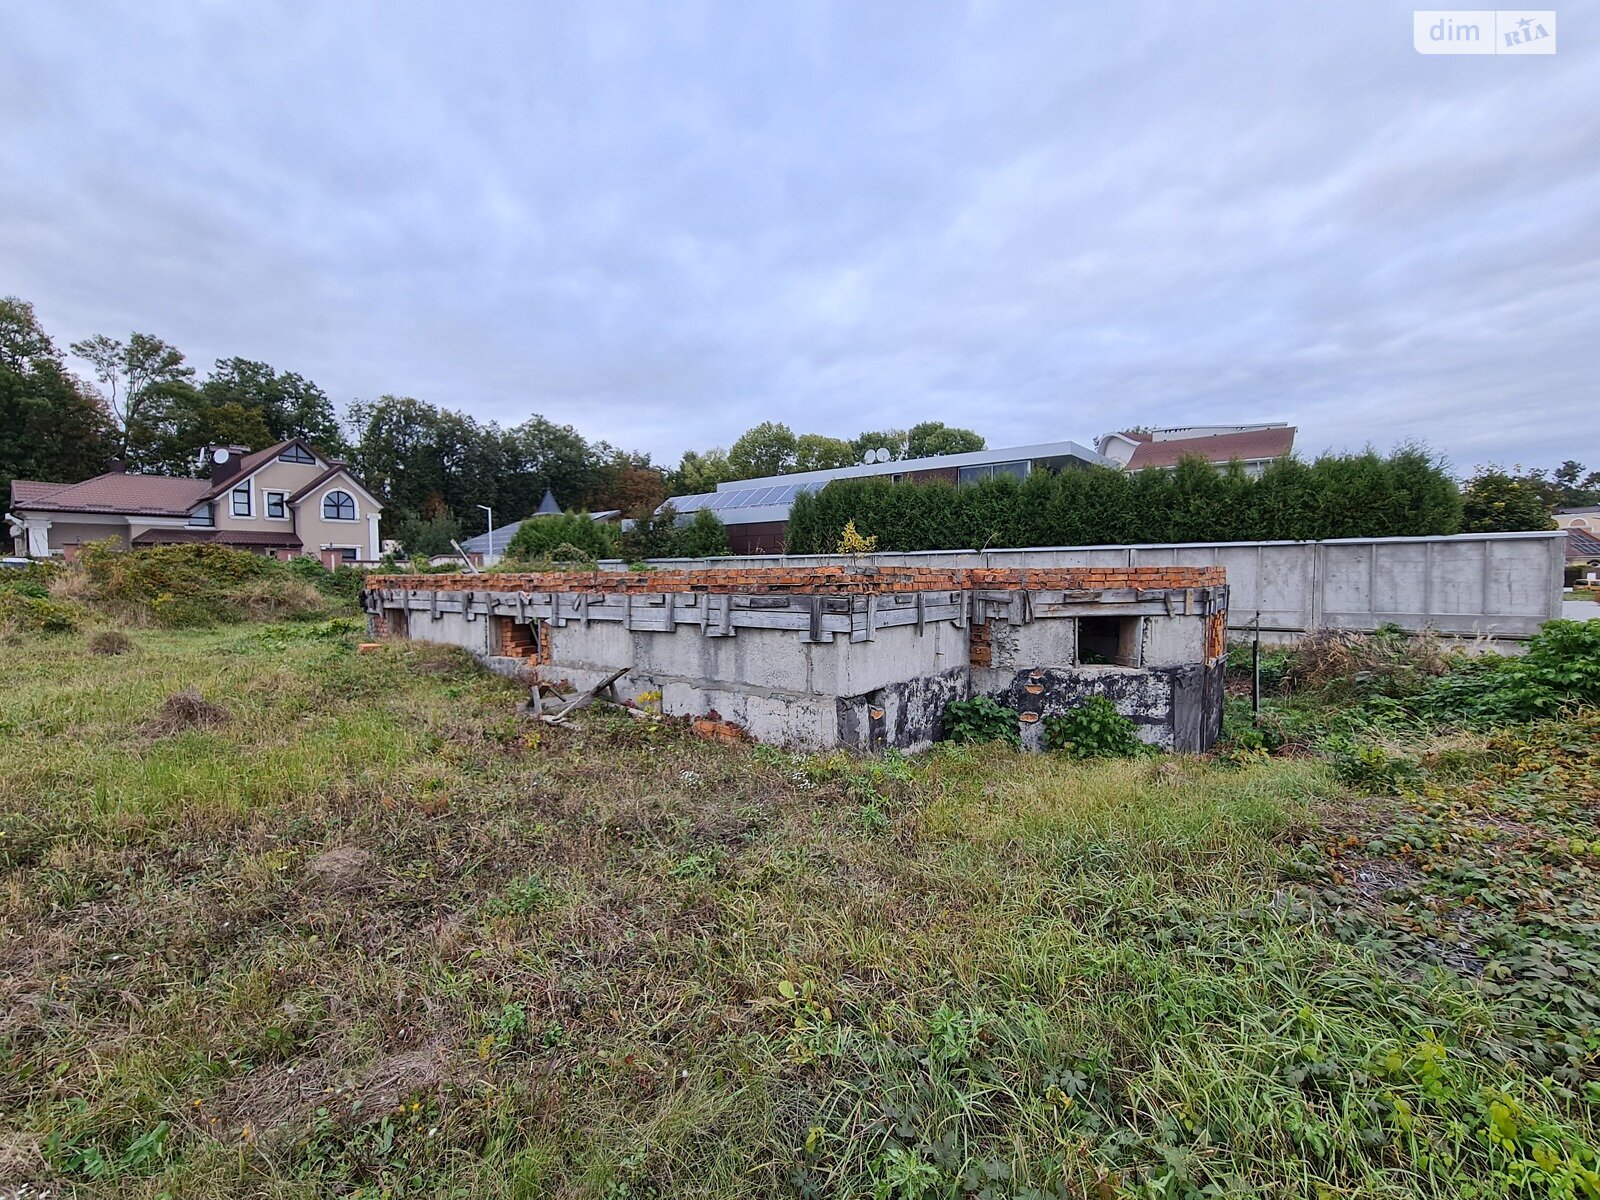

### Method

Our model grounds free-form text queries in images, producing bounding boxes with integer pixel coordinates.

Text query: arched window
[322,490,356,521]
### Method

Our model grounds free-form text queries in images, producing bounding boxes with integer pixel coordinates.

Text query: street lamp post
[476,504,494,567]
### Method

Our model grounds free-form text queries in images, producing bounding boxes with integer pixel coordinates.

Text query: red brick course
[368,564,1224,597]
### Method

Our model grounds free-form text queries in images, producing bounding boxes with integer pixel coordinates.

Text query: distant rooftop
[666,438,1104,527]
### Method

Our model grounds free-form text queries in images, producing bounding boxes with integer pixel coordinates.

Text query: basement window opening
[1078,615,1142,668]
[494,615,541,660]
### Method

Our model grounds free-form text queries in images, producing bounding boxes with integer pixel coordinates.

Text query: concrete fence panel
[621,531,1564,642]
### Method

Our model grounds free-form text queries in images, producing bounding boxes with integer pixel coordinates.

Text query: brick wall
[968,621,992,668]
[492,615,547,663]
[367,563,1225,598]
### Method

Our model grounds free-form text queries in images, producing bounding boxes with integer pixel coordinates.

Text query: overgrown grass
[1,626,1597,1198]
[15,543,363,631]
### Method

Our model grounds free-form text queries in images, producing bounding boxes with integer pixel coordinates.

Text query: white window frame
[321,488,357,522]
[264,490,288,520]
[231,483,252,518]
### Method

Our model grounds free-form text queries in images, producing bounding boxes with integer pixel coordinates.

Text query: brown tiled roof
[130,529,216,546]
[10,480,70,505]
[1127,426,1296,470]
[1567,528,1600,559]
[216,530,303,547]
[131,528,304,549]
[14,473,211,516]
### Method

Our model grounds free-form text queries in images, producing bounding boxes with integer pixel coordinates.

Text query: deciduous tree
[0,297,115,499]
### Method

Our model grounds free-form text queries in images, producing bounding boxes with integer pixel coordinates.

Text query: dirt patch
[306,846,374,892]
[142,686,231,735]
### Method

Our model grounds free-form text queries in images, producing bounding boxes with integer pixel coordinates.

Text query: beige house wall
[211,458,325,536]
[43,518,130,552]
[209,456,380,559]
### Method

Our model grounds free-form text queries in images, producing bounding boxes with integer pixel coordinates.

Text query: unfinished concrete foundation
[363,565,1228,752]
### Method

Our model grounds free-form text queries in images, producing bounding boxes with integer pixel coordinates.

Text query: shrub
[503,513,618,563]
[0,590,80,633]
[1417,619,1600,724]
[1042,696,1149,758]
[941,697,1019,746]
[785,446,1461,554]
[1331,743,1419,794]
[1285,626,1454,698]
[621,505,730,559]
[674,508,730,557]
[39,543,347,628]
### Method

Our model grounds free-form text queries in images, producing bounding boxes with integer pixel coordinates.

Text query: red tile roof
[1127,426,1296,470]
[13,473,211,516]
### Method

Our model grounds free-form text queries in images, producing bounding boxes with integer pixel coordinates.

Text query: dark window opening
[323,490,356,521]
[279,444,316,464]
[1078,615,1142,667]
[266,491,286,519]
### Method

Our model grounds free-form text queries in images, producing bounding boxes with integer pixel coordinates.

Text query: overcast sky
[3,3,1596,472]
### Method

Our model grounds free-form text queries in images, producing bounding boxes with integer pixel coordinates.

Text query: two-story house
[6,439,383,567]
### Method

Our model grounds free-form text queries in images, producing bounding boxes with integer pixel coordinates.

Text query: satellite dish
[212,448,230,464]
[860,452,875,466]
[874,447,891,463]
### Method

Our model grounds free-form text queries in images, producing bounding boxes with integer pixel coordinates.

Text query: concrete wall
[622,531,1565,641]
[364,565,1229,753]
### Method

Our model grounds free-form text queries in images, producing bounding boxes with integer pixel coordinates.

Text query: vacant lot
[1,624,1597,1198]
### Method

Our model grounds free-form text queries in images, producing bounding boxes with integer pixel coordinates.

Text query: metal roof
[713,438,1103,493]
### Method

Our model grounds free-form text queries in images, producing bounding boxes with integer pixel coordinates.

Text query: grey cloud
[1,1,1595,471]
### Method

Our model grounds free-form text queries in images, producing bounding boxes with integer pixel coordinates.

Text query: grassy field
[2,623,1598,1198]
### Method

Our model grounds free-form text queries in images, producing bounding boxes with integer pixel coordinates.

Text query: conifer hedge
[784,448,1462,554]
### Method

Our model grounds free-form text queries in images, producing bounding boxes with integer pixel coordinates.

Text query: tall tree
[851,428,909,461]
[905,421,985,459]
[668,448,736,496]
[0,297,115,498]
[68,332,195,468]
[794,433,858,472]
[727,421,798,479]
[199,358,346,452]
[1461,467,1557,533]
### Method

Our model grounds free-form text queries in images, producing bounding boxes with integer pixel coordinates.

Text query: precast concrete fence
[618,531,1566,643]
